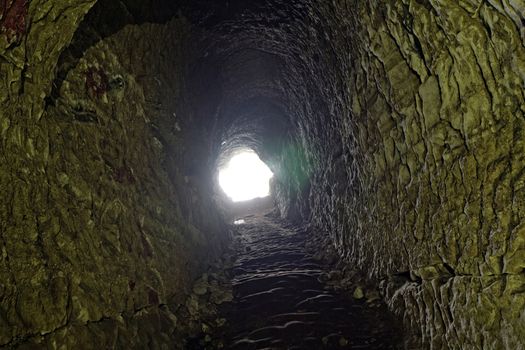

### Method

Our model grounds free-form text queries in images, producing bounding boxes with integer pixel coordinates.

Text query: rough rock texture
[1,0,525,348]
[268,1,525,348]
[0,1,228,348]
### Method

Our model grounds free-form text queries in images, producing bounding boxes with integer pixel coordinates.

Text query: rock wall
[0,1,228,348]
[272,0,525,348]
[2,0,525,348]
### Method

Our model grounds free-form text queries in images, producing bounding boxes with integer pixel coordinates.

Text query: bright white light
[219,151,273,202]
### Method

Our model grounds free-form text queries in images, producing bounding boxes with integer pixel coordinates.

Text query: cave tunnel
[1,0,525,348]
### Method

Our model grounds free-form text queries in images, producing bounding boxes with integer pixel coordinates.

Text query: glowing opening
[219,150,273,202]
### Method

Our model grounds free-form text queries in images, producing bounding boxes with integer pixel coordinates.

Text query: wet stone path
[215,213,403,349]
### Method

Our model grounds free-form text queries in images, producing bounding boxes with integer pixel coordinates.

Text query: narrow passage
[216,212,403,349]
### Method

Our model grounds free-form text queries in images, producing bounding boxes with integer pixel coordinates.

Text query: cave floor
[209,212,403,349]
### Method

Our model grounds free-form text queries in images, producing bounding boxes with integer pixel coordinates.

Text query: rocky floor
[199,212,404,349]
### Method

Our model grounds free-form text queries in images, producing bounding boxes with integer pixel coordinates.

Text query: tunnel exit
[218,150,274,202]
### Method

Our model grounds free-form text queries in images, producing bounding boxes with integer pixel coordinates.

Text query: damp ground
[189,211,404,349]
